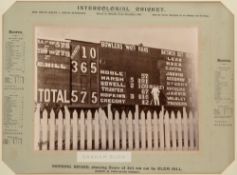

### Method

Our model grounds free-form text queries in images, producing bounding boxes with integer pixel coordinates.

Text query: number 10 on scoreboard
[70,40,99,107]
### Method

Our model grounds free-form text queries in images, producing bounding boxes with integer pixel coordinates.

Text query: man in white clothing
[151,86,160,106]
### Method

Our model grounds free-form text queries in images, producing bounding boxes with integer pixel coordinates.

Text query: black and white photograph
[34,26,199,151]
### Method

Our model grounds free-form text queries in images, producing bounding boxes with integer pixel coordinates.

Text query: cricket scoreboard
[36,39,195,108]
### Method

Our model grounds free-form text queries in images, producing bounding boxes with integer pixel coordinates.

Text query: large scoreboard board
[36,39,195,108]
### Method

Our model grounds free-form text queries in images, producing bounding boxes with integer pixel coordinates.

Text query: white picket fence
[34,104,198,151]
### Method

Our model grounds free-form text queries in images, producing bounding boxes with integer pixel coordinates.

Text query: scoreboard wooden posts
[36,39,195,108]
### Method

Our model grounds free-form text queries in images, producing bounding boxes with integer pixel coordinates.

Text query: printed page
[1,1,235,174]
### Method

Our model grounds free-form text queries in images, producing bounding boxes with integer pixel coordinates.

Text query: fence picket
[34,104,41,150]
[114,110,120,150]
[164,111,170,150]
[153,111,158,150]
[49,109,55,150]
[57,110,63,150]
[79,110,85,150]
[94,110,99,150]
[87,110,92,150]
[189,111,194,150]
[64,106,70,150]
[146,111,152,150]
[41,109,48,150]
[159,108,164,150]
[72,110,78,150]
[170,111,176,150]
[194,111,198,150]
[128,110,133,150]
[134,105,140,150]
[141,110,146,149]
[177,111,182,150]
[107,104,113,150]
[121,111,127,150]
[182,107,188,150]
[100,108,107,150]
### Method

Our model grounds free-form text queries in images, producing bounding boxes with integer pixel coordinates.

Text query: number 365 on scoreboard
[70,40,100,107]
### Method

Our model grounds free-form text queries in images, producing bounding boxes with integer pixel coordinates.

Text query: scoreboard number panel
[70,40,100,107]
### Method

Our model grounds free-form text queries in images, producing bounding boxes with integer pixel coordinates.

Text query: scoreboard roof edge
[39,38,193,58]
[38,38,70,43]
[66,39,100,45]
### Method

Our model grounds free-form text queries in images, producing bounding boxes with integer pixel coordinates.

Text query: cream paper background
[0,0,236,175]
